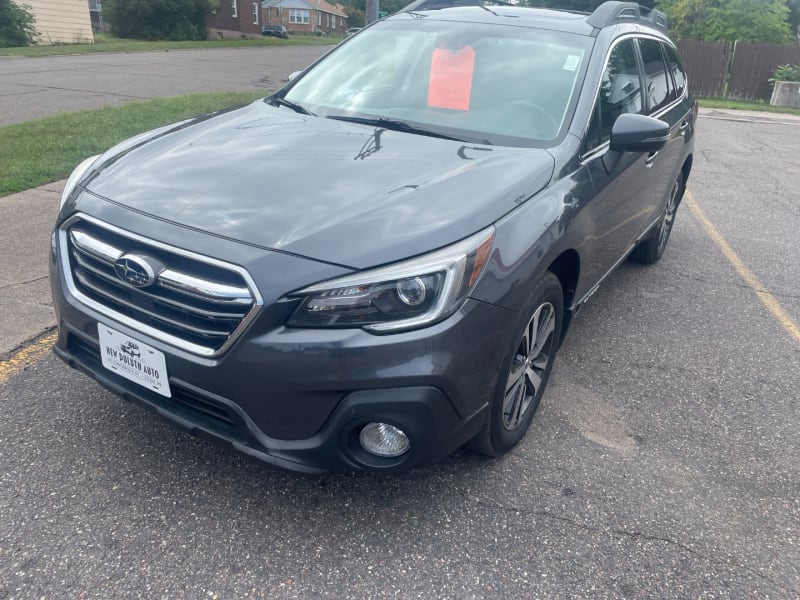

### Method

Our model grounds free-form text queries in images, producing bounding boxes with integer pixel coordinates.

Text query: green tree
[657,0,793,42]
[343,5,365,27]
[0,0,37,47]
[105,0,212,41]
[787,0,800,37]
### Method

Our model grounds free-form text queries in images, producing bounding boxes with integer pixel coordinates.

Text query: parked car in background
[51,0,695,474]
[345,27,361,36]
[261,24,289,38]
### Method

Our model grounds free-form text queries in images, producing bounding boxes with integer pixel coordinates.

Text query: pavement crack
[15,81,150,101]
[461,491,793,594]
[543,511,792,592]
[0,275,49,291]
[664,268,800,300]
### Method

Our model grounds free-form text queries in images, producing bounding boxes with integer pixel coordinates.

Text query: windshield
[283,16,593,147]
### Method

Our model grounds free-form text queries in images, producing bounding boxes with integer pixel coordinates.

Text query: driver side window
[583,38,642,154]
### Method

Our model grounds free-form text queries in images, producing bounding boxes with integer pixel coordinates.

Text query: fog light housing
[359,423,410,458]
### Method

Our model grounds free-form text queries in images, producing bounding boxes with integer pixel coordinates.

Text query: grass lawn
[0,32,341,58]
[698,97,800,117]
[0,91,264,196]
[1,90,797,198]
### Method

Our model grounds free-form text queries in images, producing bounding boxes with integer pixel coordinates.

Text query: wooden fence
[675,39,800,102]
[728,42,800,101]
[675,40,731,98]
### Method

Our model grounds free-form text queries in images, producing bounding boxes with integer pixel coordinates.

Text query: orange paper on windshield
[427,46,475,111]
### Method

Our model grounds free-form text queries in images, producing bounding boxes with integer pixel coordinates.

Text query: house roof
[262,0,347,17]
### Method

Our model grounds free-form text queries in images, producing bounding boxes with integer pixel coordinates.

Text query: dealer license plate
[98,324,171,398]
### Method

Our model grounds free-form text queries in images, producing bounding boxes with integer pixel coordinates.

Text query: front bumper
[50,240,512,473]
[54,329,487,473]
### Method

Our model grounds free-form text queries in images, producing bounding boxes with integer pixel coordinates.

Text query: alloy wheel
[503,301,556,430]
[657,179,680,252]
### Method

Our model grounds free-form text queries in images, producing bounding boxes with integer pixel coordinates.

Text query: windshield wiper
[327,115,469,142]
[268,97,315,116]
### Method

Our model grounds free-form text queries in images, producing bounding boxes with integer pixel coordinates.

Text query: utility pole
[366,0,379,24]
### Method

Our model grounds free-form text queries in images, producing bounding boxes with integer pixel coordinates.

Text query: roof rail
[401,0,512,12]
[587,1,668,31]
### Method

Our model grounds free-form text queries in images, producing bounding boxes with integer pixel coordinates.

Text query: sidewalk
[0,180,64,356]
[700,106,800,124]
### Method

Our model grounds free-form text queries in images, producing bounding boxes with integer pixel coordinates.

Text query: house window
[232,0,237,17]
[289,9,309,23]
[252,2,258,24]
[318,11,321,26]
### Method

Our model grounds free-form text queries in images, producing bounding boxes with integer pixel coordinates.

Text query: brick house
[207,0,347,39]
[207,0,265,39]
[261,0,348,36]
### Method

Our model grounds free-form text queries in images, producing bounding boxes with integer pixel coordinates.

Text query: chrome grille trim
[158,270,252,305]
[59,213,263,358]
[70,229,122,263]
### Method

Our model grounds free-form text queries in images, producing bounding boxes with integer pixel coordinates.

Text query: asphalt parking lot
[0,46,330,126]
[1,51,799,598]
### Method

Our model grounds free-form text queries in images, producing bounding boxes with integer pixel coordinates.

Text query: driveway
[0,46,330,126]
[1,108,798,597]
[2,47,799,597]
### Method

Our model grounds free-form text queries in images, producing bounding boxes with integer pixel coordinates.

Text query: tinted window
[285,19,592,147]
[584,38,642,153]
[664,43,687,98]
[639,38,671,113]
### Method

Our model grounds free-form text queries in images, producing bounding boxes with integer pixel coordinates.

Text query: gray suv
[50,0,695,473]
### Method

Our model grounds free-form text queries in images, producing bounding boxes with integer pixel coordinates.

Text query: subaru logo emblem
[114,254,156,288]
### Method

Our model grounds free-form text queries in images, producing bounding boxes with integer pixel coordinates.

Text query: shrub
[770,64,800,84]
[105,0,211,41]
[0,0,38,47]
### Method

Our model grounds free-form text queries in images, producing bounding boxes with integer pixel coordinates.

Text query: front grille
[62,215,261,356]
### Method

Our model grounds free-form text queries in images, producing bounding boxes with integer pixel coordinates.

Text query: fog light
[359,423,410,458]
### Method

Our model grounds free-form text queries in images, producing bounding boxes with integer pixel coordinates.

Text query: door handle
[645,151,658,167]
[679,121,689,135]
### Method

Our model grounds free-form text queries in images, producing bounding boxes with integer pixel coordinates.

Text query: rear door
[636,37,689,220]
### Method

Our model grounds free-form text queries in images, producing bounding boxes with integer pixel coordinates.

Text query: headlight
[288,227,495,332]
[59,154,100,209]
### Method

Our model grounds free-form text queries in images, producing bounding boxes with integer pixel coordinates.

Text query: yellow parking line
[685,190,800,345]
[0,332,57,385]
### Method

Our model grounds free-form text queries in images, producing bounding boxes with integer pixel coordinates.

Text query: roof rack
[401,0,512,13]
[587,2,668,31]
[398,0,668,30]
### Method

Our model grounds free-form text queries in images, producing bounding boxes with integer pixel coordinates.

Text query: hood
[82,100,555,269]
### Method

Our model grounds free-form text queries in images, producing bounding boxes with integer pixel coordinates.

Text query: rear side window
[663,44,687,99]
[584,38,642,153]
[638,38,671,114]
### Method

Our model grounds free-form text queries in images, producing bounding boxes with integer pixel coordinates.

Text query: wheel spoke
[658,180,680,249]
[531,352,549,371]
[532,306,555,355]
[525,365,542,395]
[503,379,525,428]
[502,300,556,430]
[505,362,525,393]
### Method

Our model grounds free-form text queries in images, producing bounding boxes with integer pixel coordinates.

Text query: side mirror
[609,113,669,153]
[287,70,302,83]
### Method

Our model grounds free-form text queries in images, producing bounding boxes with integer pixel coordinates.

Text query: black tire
[470,272,563,457]
[630,174,684,265]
